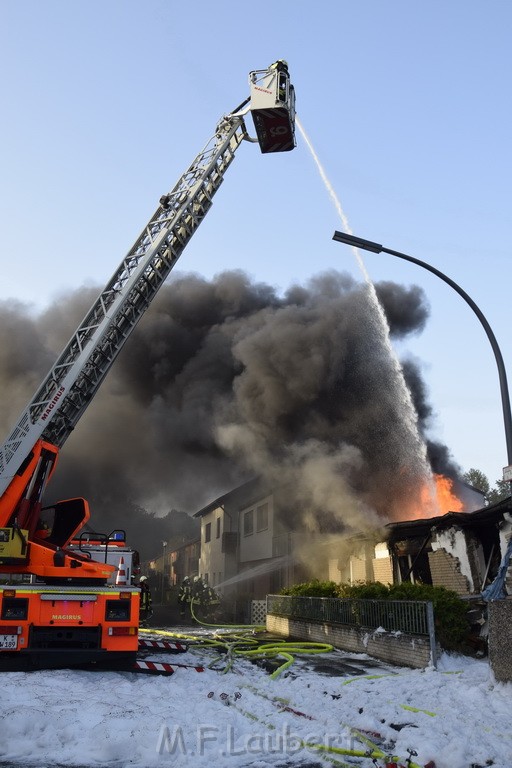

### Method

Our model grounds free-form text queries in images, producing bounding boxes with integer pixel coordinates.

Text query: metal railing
[267,594,435,640]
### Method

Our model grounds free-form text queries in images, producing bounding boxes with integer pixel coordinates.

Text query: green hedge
[280,579,340,598]
[280,580,470,651]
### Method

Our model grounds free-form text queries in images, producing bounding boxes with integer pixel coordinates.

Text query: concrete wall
[488,598,512,682]
[267,613,433,669]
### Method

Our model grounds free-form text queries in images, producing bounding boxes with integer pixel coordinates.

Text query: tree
[487,478,511,505]
[462,468,490,497]
[463,468,510,505]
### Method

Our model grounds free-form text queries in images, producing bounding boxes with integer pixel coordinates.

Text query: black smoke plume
[0,270,461,551]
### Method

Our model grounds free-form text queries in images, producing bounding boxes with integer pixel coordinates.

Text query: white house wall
[198,506,225,587]
[239,495,274,563]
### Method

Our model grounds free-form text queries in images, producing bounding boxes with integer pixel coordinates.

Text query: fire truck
[0,62,296,670]
[67,530,140,586]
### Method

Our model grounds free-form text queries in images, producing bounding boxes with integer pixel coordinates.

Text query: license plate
[0,634,17,650]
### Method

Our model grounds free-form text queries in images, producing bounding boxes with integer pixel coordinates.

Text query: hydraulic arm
[0,62,296,501]
[0,62,295,669]
[0,119,247,497]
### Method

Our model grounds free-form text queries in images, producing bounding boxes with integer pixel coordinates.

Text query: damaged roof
[386,495,512,542]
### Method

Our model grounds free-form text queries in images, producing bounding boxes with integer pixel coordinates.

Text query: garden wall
[488,598,512,682]
[267,613,434,669]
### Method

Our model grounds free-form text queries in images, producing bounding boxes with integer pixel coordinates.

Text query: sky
[1,636,511,768]
[1,0,511,487]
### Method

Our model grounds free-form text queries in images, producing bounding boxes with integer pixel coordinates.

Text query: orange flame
[393,473,465,522]
[433,474,464,515]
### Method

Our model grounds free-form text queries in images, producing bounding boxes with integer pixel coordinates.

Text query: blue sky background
[1,0,510,486]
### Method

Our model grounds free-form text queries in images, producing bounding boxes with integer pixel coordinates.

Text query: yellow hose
[140,626,423,766]
[140,625,333,678]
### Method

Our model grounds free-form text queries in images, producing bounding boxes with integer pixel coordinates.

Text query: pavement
[144,602,221,628]
[143,604,397,681]
[139,617,398,768]
[0,612,398,768]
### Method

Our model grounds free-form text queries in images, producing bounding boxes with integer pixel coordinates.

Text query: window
[243,509,254,536]
[256,503,269,532]
[1,597,28,620]
[105,600,131,622]
[216,517,221,539]
[205,522,211,543]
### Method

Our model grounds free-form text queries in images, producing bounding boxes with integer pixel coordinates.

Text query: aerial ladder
[0,62,295,670]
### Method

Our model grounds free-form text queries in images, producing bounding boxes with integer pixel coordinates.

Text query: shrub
[280,579,470,651]
[280,579,339,598]
[336,581,390,600]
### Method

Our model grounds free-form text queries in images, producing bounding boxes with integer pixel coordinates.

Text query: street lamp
[161,541,168,604]
[332,230,512,480]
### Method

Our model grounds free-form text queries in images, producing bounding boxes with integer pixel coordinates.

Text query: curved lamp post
[332,230,512,480]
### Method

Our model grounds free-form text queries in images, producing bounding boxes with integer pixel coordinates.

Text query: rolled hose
[140,626,333,678]
[138,626,422,765]
[140,598,332,677]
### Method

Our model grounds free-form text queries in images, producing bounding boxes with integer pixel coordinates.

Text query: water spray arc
[215,553,295,592]
[296,117,439,513]
[333,231,512,484]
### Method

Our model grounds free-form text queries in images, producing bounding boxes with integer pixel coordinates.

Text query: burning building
[0,268,483,557]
